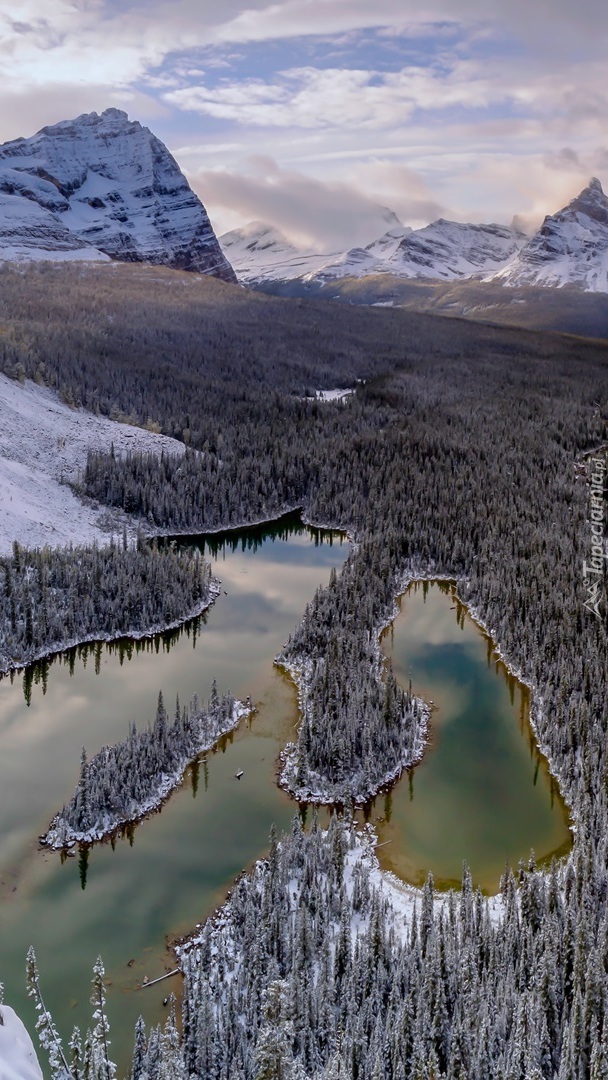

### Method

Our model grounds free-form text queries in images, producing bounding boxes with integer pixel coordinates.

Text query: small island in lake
[42,684,251,849]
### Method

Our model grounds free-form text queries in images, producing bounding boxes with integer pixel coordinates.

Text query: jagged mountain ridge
[489,177,608,292]
[219,215,413,285]
[0,109,235,281]
[221,217,526,288]
[222,180,608,295]
[390,219,525,278]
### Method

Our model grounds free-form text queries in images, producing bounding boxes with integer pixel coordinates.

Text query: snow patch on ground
[302,387,357,403]
[0,374,187,555]
[315,388,355,402]
[0,1005,43,1080]
[353,828,506,930]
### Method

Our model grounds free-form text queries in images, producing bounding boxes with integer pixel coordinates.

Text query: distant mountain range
[0,108,607,300]
[221,218,525,287]
[221,179,608,295]
[0,109,235,281]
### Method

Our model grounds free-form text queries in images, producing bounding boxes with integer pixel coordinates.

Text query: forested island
[0,536,218,675]
[1,263,607,1077]
[42,685,250,849]
[276,563,428,803]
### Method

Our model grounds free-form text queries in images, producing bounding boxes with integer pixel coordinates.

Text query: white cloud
[189,155,452,248]
[165,60,511,130]
[0,84,168,143]
[179,0,608,59]
[0,1,607,243]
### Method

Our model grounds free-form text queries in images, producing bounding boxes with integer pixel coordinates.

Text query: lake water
[0,528,571,1074]
[374,580,571,891]
[0,514,349,1073]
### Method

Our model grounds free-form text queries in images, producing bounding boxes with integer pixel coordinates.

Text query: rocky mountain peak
[0,109,235,280]
[566,176,608,226]
[489,177,608,291]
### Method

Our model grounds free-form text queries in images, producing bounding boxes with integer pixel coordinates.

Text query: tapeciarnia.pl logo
[583,456,606,620]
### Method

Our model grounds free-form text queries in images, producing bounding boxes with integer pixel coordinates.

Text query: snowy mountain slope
[365,223,413,260]
[223,216,525,287]
[306,220,525,285]
[219,211,411,286]
[490,178,608,292]
[385,219,525,280]
[0,373,188,554]
[0,190,107,261]
[0,109,235,280]
[295,227,412,285]
[219,222,415,286]
[219,221,338,283]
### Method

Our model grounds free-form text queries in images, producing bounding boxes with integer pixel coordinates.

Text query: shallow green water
[0,533,571,1075]
[374,581,572,891]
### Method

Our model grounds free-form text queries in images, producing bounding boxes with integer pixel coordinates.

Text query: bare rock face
[491,178,608,292]
[0,108,236,281]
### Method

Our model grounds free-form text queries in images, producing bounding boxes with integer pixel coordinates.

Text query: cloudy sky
[0,0,606,249]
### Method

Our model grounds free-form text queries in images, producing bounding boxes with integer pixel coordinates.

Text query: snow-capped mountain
[222,187,608,295]
[302,225,414,285]
[0,109,235,281]
[386,220,525,280]
[222,217,525,288]
[365,223,413,260]
[489,178,608,292]
[219,222,338,283]
[219,215,414,287]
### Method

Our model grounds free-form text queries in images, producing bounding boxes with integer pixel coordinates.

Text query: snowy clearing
[358,833,506,928]
[0,373,187,555]
[304,388,355,402]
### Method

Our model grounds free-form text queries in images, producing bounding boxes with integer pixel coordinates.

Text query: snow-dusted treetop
[0,108,235,280]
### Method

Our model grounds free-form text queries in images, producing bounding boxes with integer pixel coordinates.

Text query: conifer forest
[0,536,216,674]
[1,262,607,1078]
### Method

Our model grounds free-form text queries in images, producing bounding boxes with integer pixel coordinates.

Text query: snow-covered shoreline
[459,590,576,838]
[383,564,576,845]
[176,820,506,981]
[143,504,305,543]
[275,648,430,804]
[274,559,574,854]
